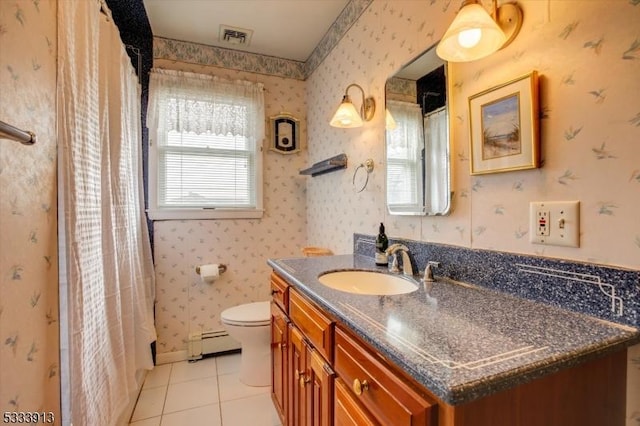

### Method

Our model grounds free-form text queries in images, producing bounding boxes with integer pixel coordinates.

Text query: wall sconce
[436,0,523,62]
[329,83,376,128]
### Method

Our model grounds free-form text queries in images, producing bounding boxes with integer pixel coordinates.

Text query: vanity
[268,254,638,426]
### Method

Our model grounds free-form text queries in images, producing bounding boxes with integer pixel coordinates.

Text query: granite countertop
[267,254,640,405]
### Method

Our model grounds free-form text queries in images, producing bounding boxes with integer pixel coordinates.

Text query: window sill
[147,208,264,221]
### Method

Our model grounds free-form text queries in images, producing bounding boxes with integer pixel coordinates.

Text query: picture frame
[269,113,301,154]
[468,71,540,175]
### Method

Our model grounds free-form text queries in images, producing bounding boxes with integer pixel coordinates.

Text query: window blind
[158,131,255,208]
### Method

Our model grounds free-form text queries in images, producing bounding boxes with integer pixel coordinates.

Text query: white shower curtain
[57,1,156,425]
[424,107,448,213]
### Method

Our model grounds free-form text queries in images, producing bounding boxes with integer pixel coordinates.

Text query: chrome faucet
[385,244,414,276]
[423,261,441,282]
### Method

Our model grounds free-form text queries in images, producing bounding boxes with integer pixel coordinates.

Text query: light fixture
[330,83,376,128]
[436,0,523,62]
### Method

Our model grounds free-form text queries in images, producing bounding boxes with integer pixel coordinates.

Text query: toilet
[220,301,271,387]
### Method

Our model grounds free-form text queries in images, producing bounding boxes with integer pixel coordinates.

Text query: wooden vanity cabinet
[272,277,436,426]
[271,270,630,426]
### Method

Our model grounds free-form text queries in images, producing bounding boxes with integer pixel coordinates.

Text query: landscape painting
[468,71,540,175]
[480,94,521,160]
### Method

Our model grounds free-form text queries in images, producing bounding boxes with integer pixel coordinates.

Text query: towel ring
[352,159,374,193]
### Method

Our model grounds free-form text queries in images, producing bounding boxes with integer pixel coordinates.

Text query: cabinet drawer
[289,288,334,362]
[334,327,437,426]
[270,272,289,313]
[335,378,379,426]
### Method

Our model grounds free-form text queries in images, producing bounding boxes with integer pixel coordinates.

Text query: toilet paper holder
[195,264,227,275]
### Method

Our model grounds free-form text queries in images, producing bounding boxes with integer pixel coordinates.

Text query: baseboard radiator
[187,330,241,361]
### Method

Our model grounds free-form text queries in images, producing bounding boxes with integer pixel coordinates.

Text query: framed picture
[269,113,301,154]
[468,71,540,175]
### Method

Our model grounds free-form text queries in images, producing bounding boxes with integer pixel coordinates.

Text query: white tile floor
[129,353,281,426]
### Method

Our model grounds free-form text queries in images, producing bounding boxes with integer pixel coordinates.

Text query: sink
[317,270,418,295]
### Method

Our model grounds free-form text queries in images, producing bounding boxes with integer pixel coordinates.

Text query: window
[386,100,425,215]
[147,69,264,220]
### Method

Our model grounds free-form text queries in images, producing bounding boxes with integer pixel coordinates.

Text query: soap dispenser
[375,223,389,266]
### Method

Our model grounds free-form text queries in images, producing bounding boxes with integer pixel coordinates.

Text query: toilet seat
[221,301,270,327]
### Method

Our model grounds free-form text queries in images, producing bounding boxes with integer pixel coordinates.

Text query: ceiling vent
[219,25,253,46]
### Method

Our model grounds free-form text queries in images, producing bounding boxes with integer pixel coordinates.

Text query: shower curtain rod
[0,120,36,145]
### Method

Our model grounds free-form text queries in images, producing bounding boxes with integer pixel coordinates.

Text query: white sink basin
[318,270,418,295]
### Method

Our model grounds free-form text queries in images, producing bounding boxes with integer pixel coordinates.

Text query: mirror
[385,45,451,216]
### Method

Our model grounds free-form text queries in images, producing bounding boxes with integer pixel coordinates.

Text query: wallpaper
[306,0,640,273]
[152,58,308,356]
[0,0,60,421]
[154,37,306,80]
[304,0,639,423]
[304,0,373,77]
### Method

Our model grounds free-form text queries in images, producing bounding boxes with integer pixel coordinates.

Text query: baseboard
[156,350,188,365]
[188,330,241,361]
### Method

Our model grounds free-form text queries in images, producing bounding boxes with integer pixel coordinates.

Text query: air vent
[219,25,253,46]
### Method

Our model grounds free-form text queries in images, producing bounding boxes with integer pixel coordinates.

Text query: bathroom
[1,0,639,425]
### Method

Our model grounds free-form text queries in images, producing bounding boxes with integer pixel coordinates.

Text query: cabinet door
[308,348,335,426]
[271,302,288,424]
[289,324,309,426]
[335,378,379,426]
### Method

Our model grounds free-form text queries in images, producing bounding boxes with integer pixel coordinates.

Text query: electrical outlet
[536,210,550,236]
[529,201,580,247]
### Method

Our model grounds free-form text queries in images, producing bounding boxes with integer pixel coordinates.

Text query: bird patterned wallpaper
[306,0,640,270]
[151,58,309,357]
[304,0,639,423]
[0,0,60,421]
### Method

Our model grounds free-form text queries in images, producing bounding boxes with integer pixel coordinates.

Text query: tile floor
[129,353,281,426]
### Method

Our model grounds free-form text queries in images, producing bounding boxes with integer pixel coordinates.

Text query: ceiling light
[436,0,523,62]
[330,84,376,128]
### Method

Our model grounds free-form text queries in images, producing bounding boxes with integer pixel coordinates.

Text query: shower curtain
[57,1,156,425]
[424,107,448,213]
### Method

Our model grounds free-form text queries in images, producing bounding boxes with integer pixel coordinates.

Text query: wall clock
[269,113,301,154]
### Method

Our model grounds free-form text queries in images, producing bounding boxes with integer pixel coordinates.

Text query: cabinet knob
[299,373,310,388]
[353,378,369,395]
[278,342,287,349]
[271,289,280,295]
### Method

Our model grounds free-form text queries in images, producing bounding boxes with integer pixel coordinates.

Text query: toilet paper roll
[199,264,220,284]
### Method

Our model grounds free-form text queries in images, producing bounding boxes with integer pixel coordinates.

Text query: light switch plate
[529,201,580,247]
